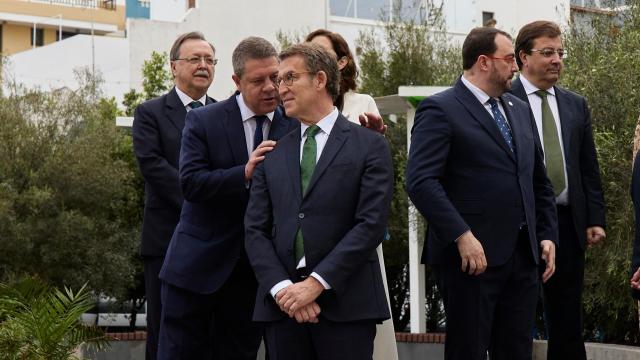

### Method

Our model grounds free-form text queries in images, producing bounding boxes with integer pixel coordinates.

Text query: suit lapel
[283,130,303,203]
[554,86,573,152]
[304,115,350,198]
[500,94,521,163]
[268,106,294,141]
[222,94,249,165]
[454,80,515,162]
[511,77,530,105]
[165,87,187,132]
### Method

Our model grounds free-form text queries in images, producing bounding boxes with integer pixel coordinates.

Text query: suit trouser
[143,256,164,360]
[543,205,586,360]
[264,316,376,360]
[434,228,539,360]
[157,261,262,360]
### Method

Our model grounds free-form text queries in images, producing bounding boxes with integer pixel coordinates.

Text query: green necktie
[295,125,320,263]
[535,90,566,197]
[188,100,203,110]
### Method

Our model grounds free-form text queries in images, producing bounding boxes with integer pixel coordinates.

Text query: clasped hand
[275,277,324,323]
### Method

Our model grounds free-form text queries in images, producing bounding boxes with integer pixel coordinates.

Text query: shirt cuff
[270,280,293,299]
[310,272,331,290]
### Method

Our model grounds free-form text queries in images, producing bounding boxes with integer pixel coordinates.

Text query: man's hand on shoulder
[245,140,276,181]
[456,231,487,275]
[540,240,556,283]
[359,112,387,135]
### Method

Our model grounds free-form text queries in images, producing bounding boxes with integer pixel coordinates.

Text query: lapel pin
[508,101,513,106]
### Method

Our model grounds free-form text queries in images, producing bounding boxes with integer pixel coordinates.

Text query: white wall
[150,0,188,22]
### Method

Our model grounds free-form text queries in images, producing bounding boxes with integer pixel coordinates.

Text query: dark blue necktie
[253,115,267,150]
[189,101,203,110]
[487,98,515,153]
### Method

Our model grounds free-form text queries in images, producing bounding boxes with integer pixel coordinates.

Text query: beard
[489,67,514,94]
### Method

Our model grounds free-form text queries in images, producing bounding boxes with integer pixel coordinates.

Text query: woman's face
[310,35,348,71]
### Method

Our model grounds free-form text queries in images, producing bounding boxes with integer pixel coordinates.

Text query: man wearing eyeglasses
[511,21,606,360]
[406,27,558,359]
[132,31,216,360]
[245,42,393,360]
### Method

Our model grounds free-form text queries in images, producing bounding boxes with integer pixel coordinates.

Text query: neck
[298,102,334,126]
[463,70,500,98]
[521,73,554,91]
[176,85,205,101]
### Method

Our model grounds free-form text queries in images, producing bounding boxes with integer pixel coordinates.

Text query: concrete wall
[150,0,187,22]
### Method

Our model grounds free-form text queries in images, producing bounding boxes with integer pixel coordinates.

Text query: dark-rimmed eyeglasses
[276,71,314,87]
[174,56,218,66]
[488,54,516,63]
[530,48,567,59]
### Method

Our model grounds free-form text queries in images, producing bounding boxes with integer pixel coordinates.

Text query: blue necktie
[253,115,267,150]
[188,101,203,110]
[487,98,515,153]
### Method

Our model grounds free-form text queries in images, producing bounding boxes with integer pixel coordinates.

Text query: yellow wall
[43,28,57,46]
[3,23,32,55]
[0,0,125,30]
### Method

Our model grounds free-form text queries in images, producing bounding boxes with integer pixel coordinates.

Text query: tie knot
[254,115,267,127]
[487,98,499,108]
[535,90,548,99]
[189,101,203,109]
[305,125,320,138]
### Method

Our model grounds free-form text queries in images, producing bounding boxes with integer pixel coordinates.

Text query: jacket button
[298,213,305,219]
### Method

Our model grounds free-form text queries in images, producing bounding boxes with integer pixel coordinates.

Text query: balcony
[20,0,116,10]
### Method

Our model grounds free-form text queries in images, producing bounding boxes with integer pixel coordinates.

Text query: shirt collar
[236,93,275,122]
[461,75,493,105]
[518,74,556,97]
[175,86,207,107]
[300,107,339,137]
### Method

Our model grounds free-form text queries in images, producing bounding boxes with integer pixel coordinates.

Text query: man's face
[520,36,563,89]
[171,39,215,98]
[277,55,317,122]
[233,57,279,116]
[488,34,518,94]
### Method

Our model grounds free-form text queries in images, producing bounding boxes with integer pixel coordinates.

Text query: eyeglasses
[276,71,314,87]
[488,54,516,63]
[174,56,218,66]
[530,48,567,59]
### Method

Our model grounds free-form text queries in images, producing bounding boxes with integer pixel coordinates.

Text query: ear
[478,55,490,71]
[337,56,348,71]
[315,71,328,90]
[518,50,528,68]
[232,74,241,91]
[170,61,178,77]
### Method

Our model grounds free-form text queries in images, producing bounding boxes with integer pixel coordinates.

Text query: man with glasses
[406,27,558,359]
[132,31,216,360]
[512,21,606,360]
[245,42,393,360]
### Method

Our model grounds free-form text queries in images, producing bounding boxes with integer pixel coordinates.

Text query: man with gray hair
[244,42,393,360]
[157,36,298,359]
[132,31,216,360]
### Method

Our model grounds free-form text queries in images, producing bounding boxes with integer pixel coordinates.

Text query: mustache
[194,70,209,77]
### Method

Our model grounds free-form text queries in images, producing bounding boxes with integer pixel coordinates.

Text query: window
[482,11,495,26]
[31,28,44,47]
[56,30,76,41]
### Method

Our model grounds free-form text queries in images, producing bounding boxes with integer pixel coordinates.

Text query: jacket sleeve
[578,97,606,228]
[132,101,182,210]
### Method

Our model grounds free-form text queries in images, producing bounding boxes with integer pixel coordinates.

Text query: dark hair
[169,31,215,61]
[462,27,512,70]
[514,21,562,69]
[279,43,341,102]
[232,36,278,78]
[305,29,357,110]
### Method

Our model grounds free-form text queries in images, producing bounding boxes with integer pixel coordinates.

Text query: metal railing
[26,0,116,10]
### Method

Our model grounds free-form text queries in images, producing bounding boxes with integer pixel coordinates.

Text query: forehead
[279,55,307,73]
[310,36,335,53]
[532,36,563,48]
[178,39,214,56]
[242,57,278,78]
[494,34,514,54]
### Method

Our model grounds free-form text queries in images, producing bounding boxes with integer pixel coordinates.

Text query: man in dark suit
[511,21,606,360]
[156,37,298,359]
[244,43,393,360]
[406,27,558,359]
[132,31,216,360]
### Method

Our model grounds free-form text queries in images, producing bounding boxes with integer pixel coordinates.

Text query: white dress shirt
[175,86,207,111]
[518,75,569,205]
[461,75,509,123]
[269,108,339,298]
[236,93,274,158]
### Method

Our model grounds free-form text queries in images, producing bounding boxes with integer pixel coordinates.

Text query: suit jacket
[511,77,606,250]
[631,152,640,299]
[244,114,393,322]
[406,78,558,267]
[159,93,297,294]
[132,87,215,257]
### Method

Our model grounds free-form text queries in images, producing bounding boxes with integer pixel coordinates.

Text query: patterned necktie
[253,115,267,150]
[295,125,321,263]
[487,98,515,153]
[535,90,566,197]
[188,101,203,110]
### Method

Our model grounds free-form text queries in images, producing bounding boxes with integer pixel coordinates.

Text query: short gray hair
[279,42,340,102]
[232,37,278,78]
[169,31,215,60]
